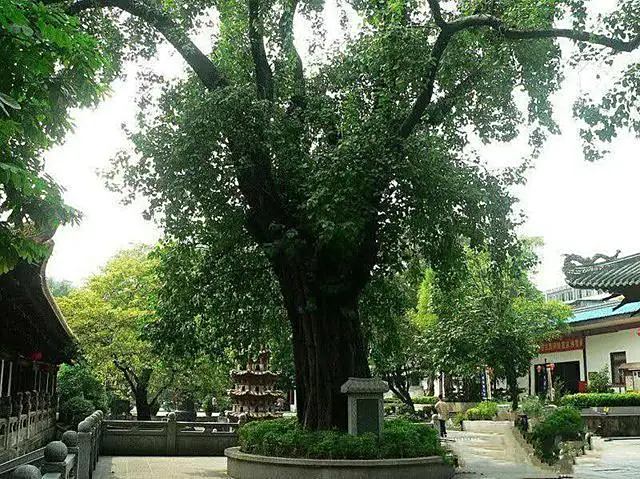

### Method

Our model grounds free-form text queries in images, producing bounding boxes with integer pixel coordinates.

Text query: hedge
[560,392,640,409]
[529,407,584,463]
[238,417,444,460]
[464,401,498,420]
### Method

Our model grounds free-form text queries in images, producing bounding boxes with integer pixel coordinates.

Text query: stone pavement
[94,456,228,478]
[448,422,559,479]
[573,437,640,478]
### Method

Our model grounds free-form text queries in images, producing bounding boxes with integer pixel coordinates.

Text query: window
[610,351,627,385]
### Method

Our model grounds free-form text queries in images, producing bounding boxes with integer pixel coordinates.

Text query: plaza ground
[94,430,640,479]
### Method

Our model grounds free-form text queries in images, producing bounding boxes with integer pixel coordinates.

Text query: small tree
[587,367,612,393]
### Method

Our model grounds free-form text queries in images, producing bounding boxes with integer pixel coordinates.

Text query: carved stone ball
[61,430,78,447]
[44,441,68,463]
[10,465,41,479]
[167,412,176,421]
[77,420,92,433]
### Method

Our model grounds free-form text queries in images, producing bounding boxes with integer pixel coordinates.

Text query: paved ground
[94,456,228,478]
[573,437,640,478]
[449,422,559,479]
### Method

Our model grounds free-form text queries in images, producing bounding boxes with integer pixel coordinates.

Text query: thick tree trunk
[275,260,371,431]
[135,389,151,421]
[507,373,519,411]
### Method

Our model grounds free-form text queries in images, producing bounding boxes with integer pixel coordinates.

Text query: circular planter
[225,447,455,479]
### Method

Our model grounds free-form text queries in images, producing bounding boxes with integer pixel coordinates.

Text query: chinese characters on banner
[539,337,584,354]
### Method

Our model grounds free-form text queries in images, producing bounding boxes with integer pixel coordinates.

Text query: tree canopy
[14,0,640,430]
[423,241,572,408]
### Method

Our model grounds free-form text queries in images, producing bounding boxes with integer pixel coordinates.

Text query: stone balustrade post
[166,412,177,455]
[77,419,93,479]
[10,464,41,479]
[62,430,79,477]
[41,440,70,478]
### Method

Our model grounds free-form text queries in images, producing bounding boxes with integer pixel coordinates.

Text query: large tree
[36,0,640,430]
[56,246,173,420]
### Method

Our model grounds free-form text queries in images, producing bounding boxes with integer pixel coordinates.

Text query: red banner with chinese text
[539,337,584,354]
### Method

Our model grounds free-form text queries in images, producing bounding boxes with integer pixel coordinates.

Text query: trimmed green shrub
[530,407,584,463]
[560,392,640,409]
[465,401,498,420]
[59,397,95,429]
[238,417,443,459]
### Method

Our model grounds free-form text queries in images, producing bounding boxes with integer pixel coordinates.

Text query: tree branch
[448,14,640,51]
[113,358,137,391]
[426,0,446,29]
[67,0,226,90]
[397,30,451,139]
[248,0,274,100]
[398,4,640,139]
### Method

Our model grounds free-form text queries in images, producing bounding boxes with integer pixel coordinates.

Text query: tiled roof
[568,300,640,324]
[565,252,640,289]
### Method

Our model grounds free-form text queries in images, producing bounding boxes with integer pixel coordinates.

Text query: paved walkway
[573,437,640,478]
[449,422,559,479]
[94,456,228,478]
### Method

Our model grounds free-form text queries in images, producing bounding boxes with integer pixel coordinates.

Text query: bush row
[560,392,640,409]
[238,417,443,460]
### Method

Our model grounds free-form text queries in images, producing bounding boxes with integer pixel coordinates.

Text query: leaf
[0,92,21,111]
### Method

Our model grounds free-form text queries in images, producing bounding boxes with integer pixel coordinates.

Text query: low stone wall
[0,407,56,464]
[225,447,455,479]
[581,407,640,437]
[101,415,238,456]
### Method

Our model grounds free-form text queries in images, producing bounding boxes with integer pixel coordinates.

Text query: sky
[44,5,640,291]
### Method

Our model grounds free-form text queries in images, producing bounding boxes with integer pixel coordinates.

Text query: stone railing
[0,411,103,479]
[101,412,237,456]
[0,393,57,464]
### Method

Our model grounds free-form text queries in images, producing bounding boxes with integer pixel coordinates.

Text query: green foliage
[57,363,108,413]
[56,246,230,415]
[423,241,571,407]
[57,362,107,428]
[59,397,95,430]
[0,0,115,272]
[530,407,584,463]
[238,418,443,460]
[519,396,546,419]
[586,367,612,393]
[560,392,640,409]
[47,278,75,297]
[464,401,498,420]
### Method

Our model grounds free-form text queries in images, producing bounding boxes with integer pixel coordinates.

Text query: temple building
[522,251,640,395]
[0,255,76,462]
[228,350,283,422]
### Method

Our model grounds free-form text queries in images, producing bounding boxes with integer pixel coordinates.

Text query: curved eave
[0,253,77,364]
[565,252,640,290]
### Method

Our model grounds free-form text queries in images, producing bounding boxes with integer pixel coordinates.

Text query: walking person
[434,395,449,438]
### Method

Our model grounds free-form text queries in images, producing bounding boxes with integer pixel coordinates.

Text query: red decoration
[29,351,43,362]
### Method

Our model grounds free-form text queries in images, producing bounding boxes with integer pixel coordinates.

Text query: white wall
[586,328,640,380]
